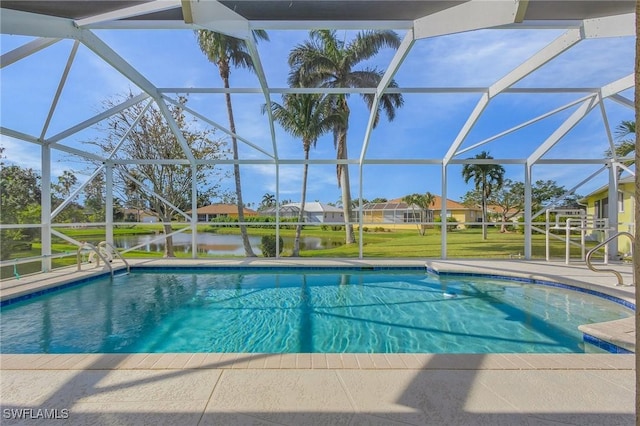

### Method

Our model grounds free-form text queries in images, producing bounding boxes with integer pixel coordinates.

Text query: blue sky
[0,26,635,209]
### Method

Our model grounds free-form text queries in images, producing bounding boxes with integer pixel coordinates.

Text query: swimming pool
[0,268,633,354]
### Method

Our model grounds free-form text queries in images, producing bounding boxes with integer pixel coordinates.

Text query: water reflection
[114,233,342,255]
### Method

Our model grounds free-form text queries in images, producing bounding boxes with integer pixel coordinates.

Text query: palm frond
[614,120,635,140]
[346,30,401,65]
[196,29,269,70]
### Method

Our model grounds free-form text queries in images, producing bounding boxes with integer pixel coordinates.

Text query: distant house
[430,196,482,228]
[263,202,344,223]
[359,196,481,229]
[122,208,160,223]
[359,200,433,225]
[579,175,635,255]
[189,204,258,222]
[486,204,524,224]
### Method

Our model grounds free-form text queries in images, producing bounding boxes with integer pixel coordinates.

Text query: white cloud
[1,136,69,178]
[399,29,563,87]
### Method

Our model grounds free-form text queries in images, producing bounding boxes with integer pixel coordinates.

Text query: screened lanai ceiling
[0,1,635,22]
[0,0,636,215]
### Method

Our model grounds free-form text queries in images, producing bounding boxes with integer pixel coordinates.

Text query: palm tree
[266,93,340,256]
[402,192,435,236]
[613,120,636,172]
[461,151,505,240]
[196,30,269,257]
[288,30,404,245]
[260,193,276,210]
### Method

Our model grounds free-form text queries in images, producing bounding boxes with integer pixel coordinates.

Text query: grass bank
[2,224,601,280]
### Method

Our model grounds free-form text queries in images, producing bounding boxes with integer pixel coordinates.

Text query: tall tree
[196,30,269,257]
[0,164,42,258]
[486,179,524,233]
[464,178,582,231]
[461,151,505,240]
[54,170,77,199]
[531,179,582,211]
[288,30,404,245]
[259,193,276,210]
[0,162,84,256]
[402,192,435,236]
[52,170,85,222]
[93,94,226,257]
[84,171,105,223]
[266,93,339,256]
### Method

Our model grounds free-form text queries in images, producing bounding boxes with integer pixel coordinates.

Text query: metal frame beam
[74,0,182,28]
[1,37,60,68]
[245,36,278,159]
[162,95,274,159]
[414,0,520,39]
[527,96,598,166]
[47,93,150,144]
[189,0,250,39]
[40,41,79,141]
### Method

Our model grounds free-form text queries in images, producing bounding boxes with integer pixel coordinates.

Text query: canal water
[113,232,342,255]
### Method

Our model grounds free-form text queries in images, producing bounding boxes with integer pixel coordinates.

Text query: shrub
[260,235,283,257]
[435,216,458,231]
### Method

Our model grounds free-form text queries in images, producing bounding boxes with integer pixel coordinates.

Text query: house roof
[379,196,478,211]
[122,208,158,217]
[283,202,343,213]
[580,175,635,200]
[361,201,413,211]
[486,205,522,215]
[189,204,257,215]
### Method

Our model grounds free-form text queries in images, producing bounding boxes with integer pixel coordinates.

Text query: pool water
[0,270,632,354]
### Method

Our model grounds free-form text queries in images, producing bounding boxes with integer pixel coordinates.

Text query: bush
[208,215,297,230]
[435,216,458,231]
[260,235,283,257]
[467,218,483,229]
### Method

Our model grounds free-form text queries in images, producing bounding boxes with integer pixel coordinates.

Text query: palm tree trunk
[482,180,488,240]
[223,74,256,257]
[411,206,421,235]
[293,147,310,257]
[337,136,355,244]
[500,214,507,233]
[336,100,355,245]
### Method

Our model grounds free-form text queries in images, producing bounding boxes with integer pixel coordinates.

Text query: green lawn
[305,227,594,258]
[2,224,603,280]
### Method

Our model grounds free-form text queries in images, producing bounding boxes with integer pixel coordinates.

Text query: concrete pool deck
[0,258,636,425]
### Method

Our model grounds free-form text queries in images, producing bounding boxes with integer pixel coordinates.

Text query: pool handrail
[0,252,74,279]
[77,242,113,278]
[97,241,130,275]
[585,231,635,286]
